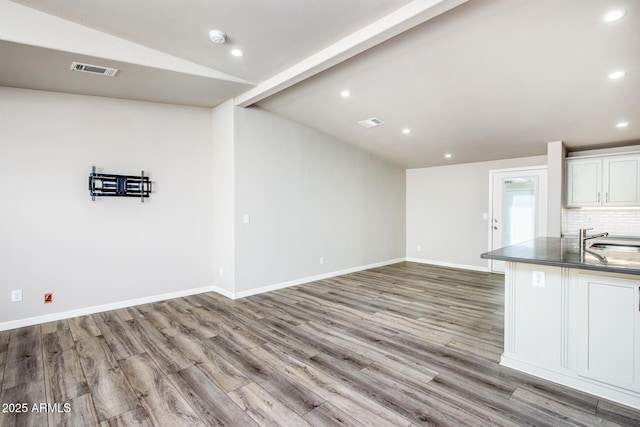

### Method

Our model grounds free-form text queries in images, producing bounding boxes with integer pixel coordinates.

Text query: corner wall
[211,100,235,296]
[0,88,408,328]
[547,141,565,237]
[406,155,547,271]
[233,107,406,294]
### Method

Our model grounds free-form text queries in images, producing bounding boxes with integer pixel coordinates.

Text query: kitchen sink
[589,242,640,253]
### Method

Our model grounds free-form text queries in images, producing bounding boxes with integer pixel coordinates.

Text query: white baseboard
[233,258,406,299]
[0,259,406,331]
[0,284,231,332]
[406,257,490,272]
[501,356,640,410]
[1,257,487,331]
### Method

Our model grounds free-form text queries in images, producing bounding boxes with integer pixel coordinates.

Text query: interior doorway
[489,167,548,273]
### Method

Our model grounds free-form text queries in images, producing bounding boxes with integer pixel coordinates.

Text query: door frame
[488,165,548,273]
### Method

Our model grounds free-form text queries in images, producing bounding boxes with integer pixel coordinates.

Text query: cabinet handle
[606,192,609,203]
[597,192,601,203]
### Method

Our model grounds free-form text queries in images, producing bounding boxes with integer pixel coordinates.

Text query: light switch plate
[532,270,545,288]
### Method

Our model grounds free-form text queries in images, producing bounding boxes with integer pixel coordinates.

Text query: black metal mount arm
[89,166,152,202]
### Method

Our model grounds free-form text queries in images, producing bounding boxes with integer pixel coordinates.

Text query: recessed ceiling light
[616,122,629,128]
[444,153,452,158]
[402,129,411,134]
[341,90,351,97]
[602,9,626,23]
[608,70,626,79]
[209,30,227,44]
[230,48,244,57]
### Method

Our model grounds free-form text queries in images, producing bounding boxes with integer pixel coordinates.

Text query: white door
[490,168,547,273]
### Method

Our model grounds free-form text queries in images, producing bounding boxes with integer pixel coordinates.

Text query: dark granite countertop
[481,237,640,275]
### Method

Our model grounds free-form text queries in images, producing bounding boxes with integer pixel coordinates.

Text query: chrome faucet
[583,248,607,263]
[579,228,609,252]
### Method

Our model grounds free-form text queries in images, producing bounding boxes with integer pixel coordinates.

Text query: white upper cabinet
[565,154,640,207]
[566,157,602,207]
[603,155,640,206]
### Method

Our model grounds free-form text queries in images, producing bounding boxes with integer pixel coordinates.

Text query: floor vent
[358,117,384,128]
[70,62,119,77]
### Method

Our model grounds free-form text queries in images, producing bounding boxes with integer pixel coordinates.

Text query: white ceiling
[6,0,413,84]
[2,0,639,168]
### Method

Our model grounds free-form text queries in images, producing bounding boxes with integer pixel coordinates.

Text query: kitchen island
[482,237,640,410]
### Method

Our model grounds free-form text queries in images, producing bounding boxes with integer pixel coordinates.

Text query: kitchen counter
[483,236,640,410]
[481,236,640,275]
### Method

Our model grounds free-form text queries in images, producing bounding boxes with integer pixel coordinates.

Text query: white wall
[1,86,553,326]
[211,100,235,296]
[406,155,547,271]
[0,87,214,326]
[547,141,565,237]
[233,107,406,294]
[0,88,407,326]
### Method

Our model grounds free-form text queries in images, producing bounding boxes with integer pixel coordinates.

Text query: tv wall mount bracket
[89,166,152,202]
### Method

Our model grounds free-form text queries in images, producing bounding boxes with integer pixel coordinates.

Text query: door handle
[493,226,498,230]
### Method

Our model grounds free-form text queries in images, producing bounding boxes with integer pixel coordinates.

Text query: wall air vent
[357,117,384,128]
[70,62,119,77]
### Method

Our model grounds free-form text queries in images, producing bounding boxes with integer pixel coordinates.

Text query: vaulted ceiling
[2,0,639,168]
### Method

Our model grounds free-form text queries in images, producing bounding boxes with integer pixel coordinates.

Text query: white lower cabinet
[577,273,640,392]
[502,262,640,409]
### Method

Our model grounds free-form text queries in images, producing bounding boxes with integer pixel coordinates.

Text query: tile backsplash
[563,209,640,237]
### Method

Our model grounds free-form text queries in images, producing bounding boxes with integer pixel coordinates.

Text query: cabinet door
[603,155,640,206]
[566,158,602,207]
[577,274,640,392]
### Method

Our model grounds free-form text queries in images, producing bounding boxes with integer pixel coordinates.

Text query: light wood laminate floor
[1,262,640,426]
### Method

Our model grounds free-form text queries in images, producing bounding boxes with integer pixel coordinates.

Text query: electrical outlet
[417,245,422,252]
[44,293,53,304]
[11,289,22,302]
[532,271,545,288]
[319,256,324,265]
[219,267,223,277]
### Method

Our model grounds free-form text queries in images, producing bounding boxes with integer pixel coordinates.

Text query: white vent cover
[357,117,384,128]
[70,62,119,77]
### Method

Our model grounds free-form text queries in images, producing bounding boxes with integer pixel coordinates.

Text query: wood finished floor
[1,262,640,426]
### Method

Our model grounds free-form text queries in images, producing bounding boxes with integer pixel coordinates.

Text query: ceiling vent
[358,117,384,128]
[70,62,119,77]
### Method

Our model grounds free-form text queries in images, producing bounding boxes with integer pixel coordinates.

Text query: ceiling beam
[234,0,468,107]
